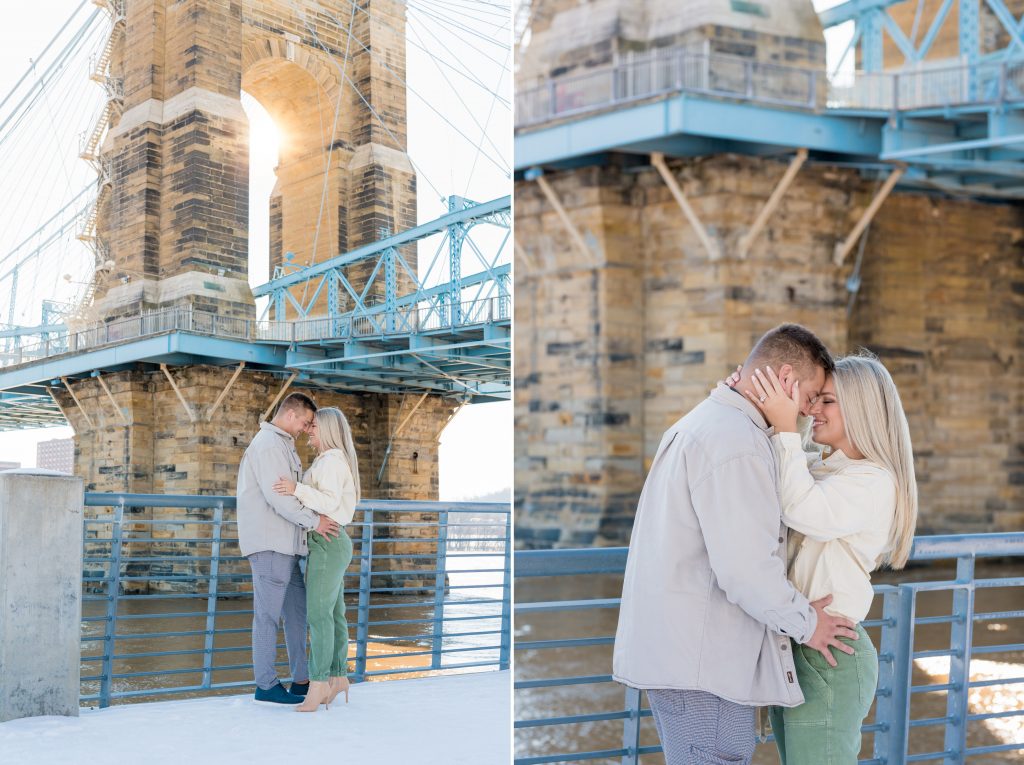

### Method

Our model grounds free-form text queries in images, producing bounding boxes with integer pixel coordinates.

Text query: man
[612,324,859,764]
[237,392,341,705]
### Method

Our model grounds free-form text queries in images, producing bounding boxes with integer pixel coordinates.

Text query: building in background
[36,438,74,474]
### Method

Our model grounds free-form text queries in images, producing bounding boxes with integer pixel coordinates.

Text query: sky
[0,0,512,501]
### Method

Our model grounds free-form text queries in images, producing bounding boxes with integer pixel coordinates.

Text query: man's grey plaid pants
[248,550,309,690]
[646,688,756,765]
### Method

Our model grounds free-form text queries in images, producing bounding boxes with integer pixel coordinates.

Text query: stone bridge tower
[58,0,453,581]
[88,0,415,318]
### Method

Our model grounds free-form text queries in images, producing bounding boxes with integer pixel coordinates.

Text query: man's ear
[777,363,795,393]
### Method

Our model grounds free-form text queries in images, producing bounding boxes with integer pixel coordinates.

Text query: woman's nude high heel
[325,676,349,705]
[295,680,331,712]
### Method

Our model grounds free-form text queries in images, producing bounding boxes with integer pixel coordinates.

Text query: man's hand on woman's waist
[804,594,859,667]
[314,513,341,538]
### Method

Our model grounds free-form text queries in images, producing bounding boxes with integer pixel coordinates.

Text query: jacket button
[781,644,788,651]
[778,537,784,543]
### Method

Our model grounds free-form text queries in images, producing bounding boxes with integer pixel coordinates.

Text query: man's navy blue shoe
[289,681,309,697]
[254,681,303,705]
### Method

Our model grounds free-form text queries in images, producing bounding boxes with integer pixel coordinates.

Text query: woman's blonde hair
[314,407,361,502]
[831,353,918,569]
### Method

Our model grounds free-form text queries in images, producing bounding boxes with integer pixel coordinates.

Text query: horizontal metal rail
[513,533,1024,765]
[515,46,1024,129]
[79,493,510,708]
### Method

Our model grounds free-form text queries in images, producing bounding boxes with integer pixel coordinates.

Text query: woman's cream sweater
[293,449,358,526]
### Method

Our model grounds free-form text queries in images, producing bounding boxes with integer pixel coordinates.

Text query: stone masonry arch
[94,0,416,321]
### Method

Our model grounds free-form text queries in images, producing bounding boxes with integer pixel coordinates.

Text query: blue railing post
[431,509,449,670]
[99,499,125,709]
[885,584,916,765]
[354,509,374,681]
[201,501,223,690]
[944,556,977,764]
[621,686,643,765]
[499,510,512,671]
[874,587,904,763]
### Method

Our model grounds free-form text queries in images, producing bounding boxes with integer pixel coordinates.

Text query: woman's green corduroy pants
[769,623,878,765]
[305,529,353,681]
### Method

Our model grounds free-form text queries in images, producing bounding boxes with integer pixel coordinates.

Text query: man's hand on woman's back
[805,594,859,667]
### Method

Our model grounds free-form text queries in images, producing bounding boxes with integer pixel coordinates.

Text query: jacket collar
[708,383,774,434]
[260,420,295,442]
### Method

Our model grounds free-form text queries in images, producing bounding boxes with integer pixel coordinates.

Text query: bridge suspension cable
[0,2,107,328]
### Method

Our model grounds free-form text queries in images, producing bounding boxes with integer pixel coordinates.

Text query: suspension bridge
[0,0,512,439]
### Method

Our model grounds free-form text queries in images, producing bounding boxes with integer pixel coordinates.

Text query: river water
[81,552,506,704]
[515,562,1024,764]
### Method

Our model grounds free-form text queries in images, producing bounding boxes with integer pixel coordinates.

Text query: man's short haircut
[748,323,835,376]
[276,392,317,419]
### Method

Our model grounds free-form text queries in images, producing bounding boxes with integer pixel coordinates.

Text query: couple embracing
[236,392,361,712]
[613,324,919,764]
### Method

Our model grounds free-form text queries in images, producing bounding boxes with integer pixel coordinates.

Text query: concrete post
[0,469,84,721]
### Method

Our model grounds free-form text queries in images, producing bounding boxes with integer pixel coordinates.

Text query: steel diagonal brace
[160,364,197,423]
[60,376,94,429]
[737,148,808,259]
[525,168,597,266]
[45,385,75,432]
[434,401,468,440]
[878,11,918,62]
[206,362,245,422]
[833,166,905,266]
[93,371,128,425]
[376,392,430,484]
[916,0,955,62]
[651,152,721,261]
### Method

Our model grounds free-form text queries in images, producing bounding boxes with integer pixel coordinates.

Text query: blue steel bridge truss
[515,0,1024,201]
[0,196,511,430]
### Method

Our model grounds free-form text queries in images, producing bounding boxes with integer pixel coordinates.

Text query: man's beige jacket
[612,385,817,707]
[237,422,319,558]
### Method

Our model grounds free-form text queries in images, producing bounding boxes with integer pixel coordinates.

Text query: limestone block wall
[514,166,646,546]
[517,0,825,87]
[850,194,1024,535]
[514,154,1024,546]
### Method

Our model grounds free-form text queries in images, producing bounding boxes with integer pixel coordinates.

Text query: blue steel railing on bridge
[515,47,1024,128]
[2,295,511,369]
[81,493,511,707]
[513,533,1024,765]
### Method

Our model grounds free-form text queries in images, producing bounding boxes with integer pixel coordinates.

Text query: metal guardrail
[514,47,1024,128]
[81,493,511,707]
[513,533,1024,765]
[0,295,512,370]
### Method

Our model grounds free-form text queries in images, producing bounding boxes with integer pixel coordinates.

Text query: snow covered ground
[0,671,510,764]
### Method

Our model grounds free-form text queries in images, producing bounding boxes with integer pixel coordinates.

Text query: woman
[273,407,360,712]
[740,354,918,764]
